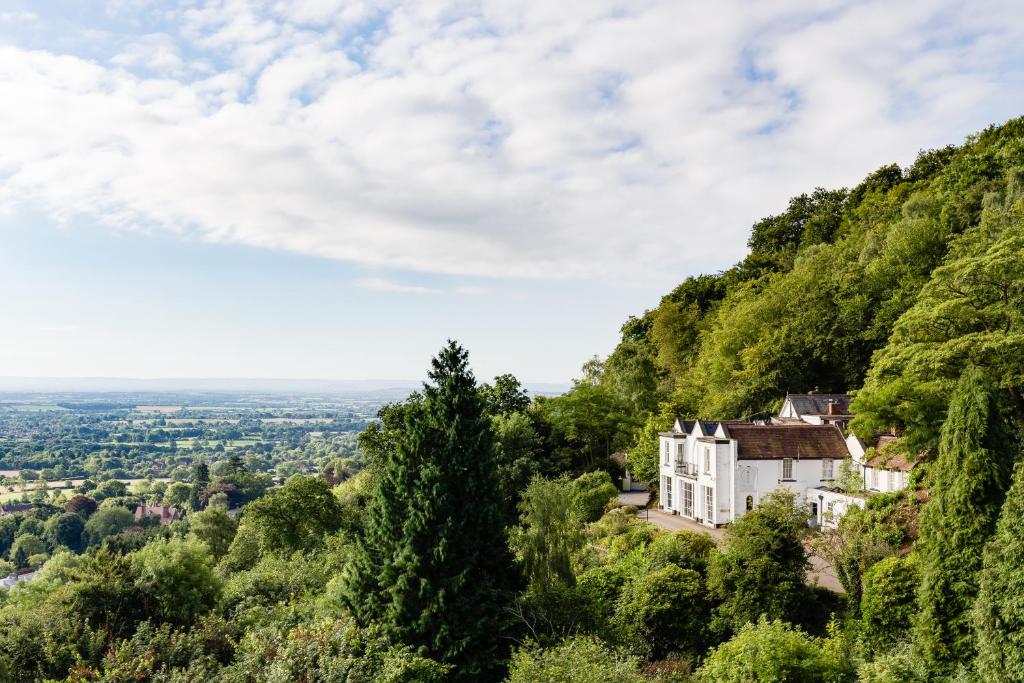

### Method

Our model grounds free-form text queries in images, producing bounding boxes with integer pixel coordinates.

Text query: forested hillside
[585,116,1024,483]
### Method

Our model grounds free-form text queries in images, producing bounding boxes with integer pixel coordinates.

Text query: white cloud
[1,0,1023,284]
[354,277,439,294]
[0,11,37,23]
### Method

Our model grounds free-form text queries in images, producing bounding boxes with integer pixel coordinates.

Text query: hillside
[583,116,1024,480]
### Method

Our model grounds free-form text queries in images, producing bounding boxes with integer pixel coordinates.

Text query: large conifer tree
[344,341,515,680]
[974,462,1024,681]
[915,366,1013,670]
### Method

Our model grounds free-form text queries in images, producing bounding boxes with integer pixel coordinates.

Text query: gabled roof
[720,423,850,460]
[783,393,852,416]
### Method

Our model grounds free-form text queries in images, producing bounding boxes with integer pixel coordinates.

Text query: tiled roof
[863,436,920,472]
[721,423,850,460]
[785,393,852,416]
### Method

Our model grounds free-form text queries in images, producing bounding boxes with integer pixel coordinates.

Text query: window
[704,486,714,522]
[888,470,897,490]
[745,495,753,512]
[782,458,794,480]
[683,482,694,517]
[703,448,711,474]
[822,459,833,480]
[664,477,672,508]
[663,441,669,465]
[870,467,879,489]
[677,443,684,458]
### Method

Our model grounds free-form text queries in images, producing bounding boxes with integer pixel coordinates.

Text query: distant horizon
[0,376,572,394]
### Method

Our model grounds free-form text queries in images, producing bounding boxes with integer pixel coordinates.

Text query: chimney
[808,386,820,395]
[827,400,839,416]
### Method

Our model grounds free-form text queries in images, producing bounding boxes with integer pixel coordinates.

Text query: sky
[0,0,1023,384]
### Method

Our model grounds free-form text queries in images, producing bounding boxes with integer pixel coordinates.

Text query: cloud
[354,277,439,294]
[0,0,1023,284]
[0,11,37,23]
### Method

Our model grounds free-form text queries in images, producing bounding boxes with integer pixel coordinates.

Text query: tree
[861,554,919,648]
[696,618,852,683]
[189,461,210,511]
[852,198,1024,449]
[66,494,98,517]
[974,462,1024,681]
[491,411,546,517]
[84,507,134,546]
[569,471,619,524]
[915,366,1014,670]
[162,481,192,508]
[232,475,341,555]
[480,374,530,416]
[507,637,644,683]
[344,341,515,681]
[615,564,709,659]
[45,512,86,554]
[510,477,583,592]
[708,489,810,630]
[187,507,237,560]
[132,537,221,626]
[10,534,45,568]
[812,504,900,616]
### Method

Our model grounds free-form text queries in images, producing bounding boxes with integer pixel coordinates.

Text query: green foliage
[223,618,449,682]
[853,174,1024,448]
[10,534,45,568]
[506,636,644,683]
[813,504,903,616]
[343,341,515,680]
[131,536,222,626]
[695,618,853,683]
[481,374,531,416]
[861,554,919,647]
[44,511,86,553]
[84,506,135,547]
[915,366,1015,670]
[569,470,619,523]
[492,410,547,516]
[188,507,238,560]
[510,476,583,591]
[615,564,709,660]
[232,475,342,557]
[974,462,1024,681]
[708,490,810,630]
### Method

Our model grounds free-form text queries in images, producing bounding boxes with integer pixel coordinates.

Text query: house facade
[845,434,916,494]
[658,419,851,527]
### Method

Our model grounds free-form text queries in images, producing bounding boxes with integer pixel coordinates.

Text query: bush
[615,564,709,660]
[507,636,644,683]
[571,471,620,523]
[860,554,918,647]
[131,537,221,626]
[696,618,853,682]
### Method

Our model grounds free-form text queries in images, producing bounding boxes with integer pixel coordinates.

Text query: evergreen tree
[915,366,1014,670]
[974,462,1024,681]
[189,461,210,511]
[343,341,515,681]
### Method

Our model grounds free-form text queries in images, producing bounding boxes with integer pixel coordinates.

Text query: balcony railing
[674,461,697,477]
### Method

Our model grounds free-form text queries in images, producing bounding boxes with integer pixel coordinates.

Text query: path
[618,492,843,593]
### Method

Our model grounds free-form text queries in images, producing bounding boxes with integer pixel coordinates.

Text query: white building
[846,434,916,494]
[776,393,853,429]
[658,419,851,528]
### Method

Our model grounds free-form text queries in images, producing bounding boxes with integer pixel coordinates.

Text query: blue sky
[0,0,1022,382]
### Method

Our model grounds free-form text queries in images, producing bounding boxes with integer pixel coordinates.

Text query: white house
[658,419,851,528]
[845,434,916,494]
[776,393,853,429]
